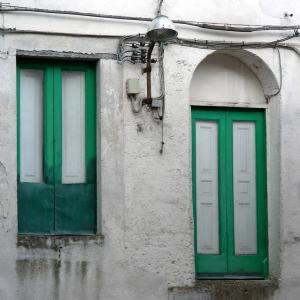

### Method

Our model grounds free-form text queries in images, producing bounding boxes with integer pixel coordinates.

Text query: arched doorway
[190,51,279,279]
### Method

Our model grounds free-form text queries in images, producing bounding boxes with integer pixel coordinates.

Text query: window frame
[17,58,97,235]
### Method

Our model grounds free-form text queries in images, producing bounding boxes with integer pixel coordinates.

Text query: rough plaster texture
[0,0,300,299]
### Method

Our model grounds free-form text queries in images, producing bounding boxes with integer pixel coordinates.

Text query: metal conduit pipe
[0,27,123,38]
[142,42,155,106]
[1,27,299,51]
[1,3,300,33]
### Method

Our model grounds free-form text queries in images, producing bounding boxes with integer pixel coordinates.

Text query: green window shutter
[17,59,96,235]
[17,62,55,234]
[192,107,268,278]
[53,63,96,234]
[192,110,228,274]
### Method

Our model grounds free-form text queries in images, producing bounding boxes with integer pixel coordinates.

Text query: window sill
[17,234,104,250]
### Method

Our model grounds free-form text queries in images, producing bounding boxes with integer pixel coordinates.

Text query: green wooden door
[192,107,268,278]
[17,60,96,235]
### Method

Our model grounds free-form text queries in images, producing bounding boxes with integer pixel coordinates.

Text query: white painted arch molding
[189,49,280,106]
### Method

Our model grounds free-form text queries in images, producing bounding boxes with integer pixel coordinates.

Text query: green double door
[192,107,268,278]
[17,60,96,234]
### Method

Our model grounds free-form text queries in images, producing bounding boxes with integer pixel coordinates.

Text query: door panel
[18,64,55,234]
[62,71,86,184]
[20,70,43,183]
[233,122,257,255]
[18,183,54,234]
[54,65,96,234]
[196,121,219,254]
[192,110,227,274]
[227,111,267,275]
[54,183,96,233]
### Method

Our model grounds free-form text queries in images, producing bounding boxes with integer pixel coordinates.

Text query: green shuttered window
[17,59,96,235]
[192,107,268,278]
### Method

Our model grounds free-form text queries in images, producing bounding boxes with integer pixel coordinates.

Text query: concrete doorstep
[168,280,278,300]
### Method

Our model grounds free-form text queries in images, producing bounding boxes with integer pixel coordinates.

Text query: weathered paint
[192,108,268,278]
[17,60,97,234]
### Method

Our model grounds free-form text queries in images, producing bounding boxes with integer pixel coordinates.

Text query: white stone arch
[189,49,280,107]
[188,49,281,279]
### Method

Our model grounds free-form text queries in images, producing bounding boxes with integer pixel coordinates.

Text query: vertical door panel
[54,66,96,234]
[227,111,267,276]
[193,110,227,275]
[196,121,219,254]
[20,70,43,183]
[18,65,54,234]
[233,122,257,255]
[62,71,86,184]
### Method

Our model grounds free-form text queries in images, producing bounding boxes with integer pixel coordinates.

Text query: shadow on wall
[15,259,102,300]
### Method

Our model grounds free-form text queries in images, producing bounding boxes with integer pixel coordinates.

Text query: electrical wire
[0,27,122,39]
[172,21,300,33]
[0,14,291,113]
[159,118,165,154]
[0,3,153,22]
[4,26,297,52]
[2,2,300,33]
[175,33,299,50]
[153,43,165,118]
[0,2,296,152]
[265,47,282,102]
[157,0,164,16]
[117,34,146,64]
[145,43,166,153]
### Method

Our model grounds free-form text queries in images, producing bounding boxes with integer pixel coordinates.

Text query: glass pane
[196,121,219,254]
[62,71,86,184]
[233,122,257,255]
[20,69,43,183]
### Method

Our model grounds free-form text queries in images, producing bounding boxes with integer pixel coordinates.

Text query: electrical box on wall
[151,99,162,108]
[126,79,140,95]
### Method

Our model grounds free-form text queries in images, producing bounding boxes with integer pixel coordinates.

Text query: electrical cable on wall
[156,43,166,154]
[2,2,300,33]
[174,33,298,50]
[117,30,294,154]
[265,48,282,102]
[156,0,164,16]
[0,26,295,110]
[151,43,165,118]
[3,1,300,152]
[160,119,165,154]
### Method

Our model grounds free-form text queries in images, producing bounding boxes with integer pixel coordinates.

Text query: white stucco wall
[0,1,300,299]
[190,53,266,104]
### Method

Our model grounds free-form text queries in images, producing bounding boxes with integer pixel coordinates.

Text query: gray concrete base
[168,280,278,300]
[169,290,211,300]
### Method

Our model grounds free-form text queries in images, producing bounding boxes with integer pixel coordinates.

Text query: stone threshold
[168,279,279,300]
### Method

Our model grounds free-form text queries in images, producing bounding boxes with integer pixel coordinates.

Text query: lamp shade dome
[146,15,178,42]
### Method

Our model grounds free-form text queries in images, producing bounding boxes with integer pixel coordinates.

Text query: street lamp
[146,15,178,42]
[143,16,178,106]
